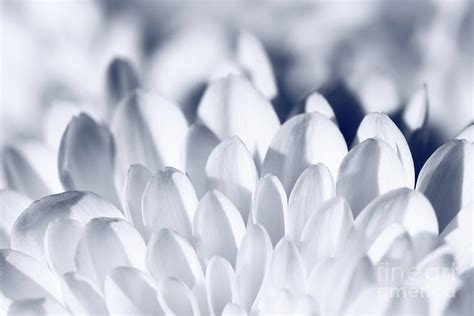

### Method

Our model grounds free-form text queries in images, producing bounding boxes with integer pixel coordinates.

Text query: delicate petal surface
[354,113,415,187]
[157,277,200,316]
[194,190,245,266]
[336,138,406,216]
[61,272,108,315]
[250,175,288,246]
[455,123,474,142]
[288,164,334,240]
[416,140,473,230]
[75,218,147,288]
[58,113,120,206]
[11,191,124,262]
[184,124,219,197]
[206,256,238,316]
[305,92,336,122]
[262,112,347,194]
[7,297,69,316]
[197,75,280,167]
[147,229,203,288]
[142,167,198,242]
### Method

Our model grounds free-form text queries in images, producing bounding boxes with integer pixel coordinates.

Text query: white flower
[1,29,473,316]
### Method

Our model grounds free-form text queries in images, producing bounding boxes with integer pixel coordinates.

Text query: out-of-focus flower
[1,4,473,315]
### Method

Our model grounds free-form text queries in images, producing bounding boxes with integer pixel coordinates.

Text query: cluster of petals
[1,31,473,316]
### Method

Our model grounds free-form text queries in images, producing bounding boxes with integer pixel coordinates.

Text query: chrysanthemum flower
[1,27,473,316]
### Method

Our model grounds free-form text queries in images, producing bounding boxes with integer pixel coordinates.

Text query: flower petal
[44,219,84,275]
[385,294,429,316]
[441,203,473,273]
[43,100,81,151]
[288,164,334,240]
[197,75,280,168]
[416,139,473,230]
[236,31,277,99]
[193,190,246,266]
[206,256,238,316]
[336,138,406,217]
[205,136,258,222]
[11,191,124,263]
[455,123,474,142]
[304,92,336,122]
[147,229,204,289]
[157,277,200,316]
[0,249,62,303]
[75,217,147,289]
[265,238,306,296]
[58,113,120,206]
[300,197,353,270]
[105,57,140,123]
[443,270,474,315]
[104,266,160,315]
[262,112,347,194]
[7,297,69,316]
[354,112,415,188]
[184,124,219,197]
[250,175,288,246]
[0,190,31,248]
[355,188,439,246]
[111,90,188,186]
[235,224,272,311]
[1,144,59,200]
[402,84,429,136]
[123,164,152,241]
[142,167,198,242]
[61,271,108,315]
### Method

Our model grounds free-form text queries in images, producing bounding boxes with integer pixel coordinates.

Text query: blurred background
[1,0,473,146]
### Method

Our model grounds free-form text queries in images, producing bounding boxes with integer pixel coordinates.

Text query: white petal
[222,303,247,316]
[354,112,415,188]
[356,73,400,114]
[11,191,124,263]
[300,197,353,270]
[104,267,160,315]
[193,190,246,266]
[375,228,416,278]
[206,137,258,222]
[266,238,306,296]
[7,297,69,316]
[147,229,204,288]
[123,164,152,241]
[355,188,439,246]
[402,84,428,135]
[312,255,375,314]
[142,167,198,242]
[0,249,62,303]
[59,113,120,206]
[441,203,474,273]
[236,31,277,99]
[235,224,272,311]
[105,57,140,123]
[250,175,288,246]
[111,90,188,186]
[305,92,336,122]
[262,112,347,194]
[184,124,219,197]
[416,139,473,230]
[455,123,474,142]
[197,75,280,167]
[206,256,238,316]
[0,190,31,248]
[366,224,407,265]
[345,286,391,315]
[1,144,58,200]
[44,219,84,275]
[336,138,406,217]
[288,164,334,240]
[61,271,108,315]
[75,217,147,289]
[157,277,200,316]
